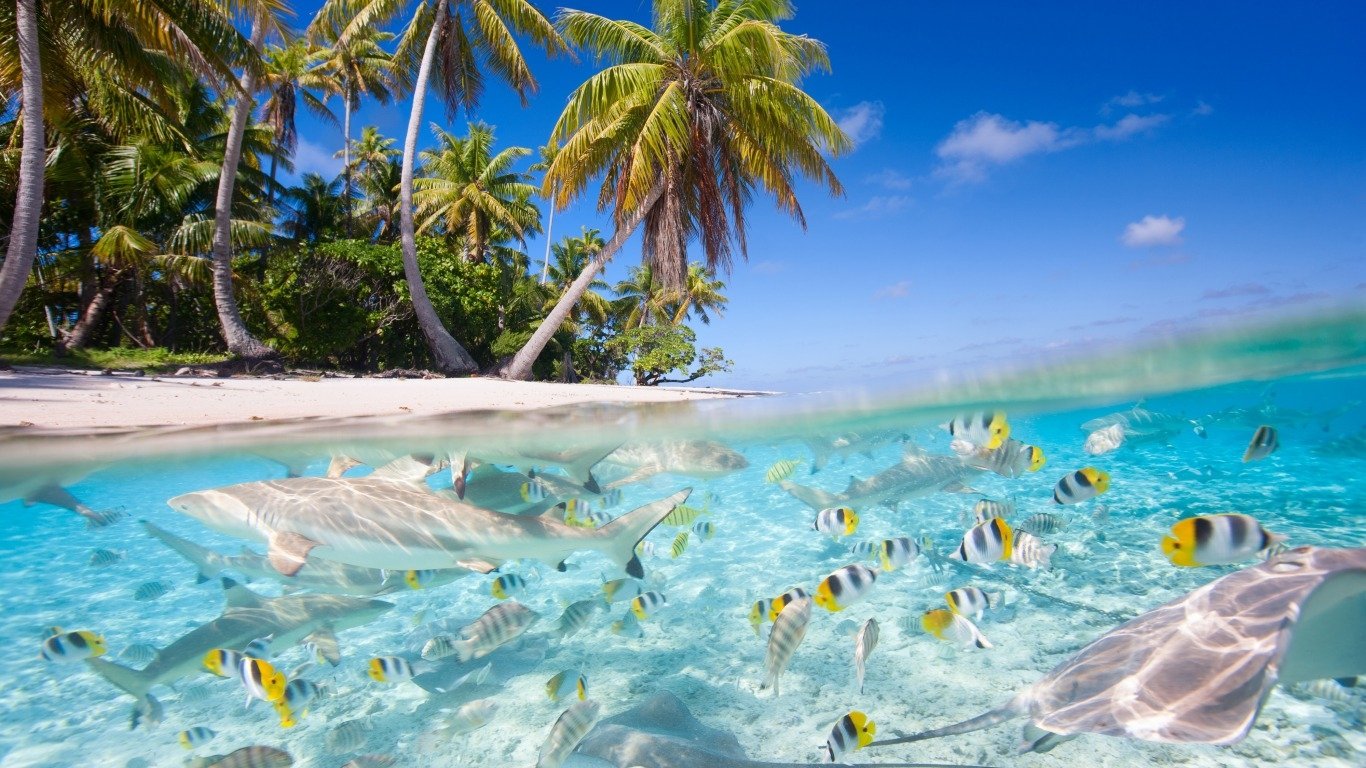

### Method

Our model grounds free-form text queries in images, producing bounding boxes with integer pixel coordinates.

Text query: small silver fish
[1009,530,1057,570]
[854,618,879,694]
[536,700,602,768]
[762,597,812,695]
[133,581,169,601]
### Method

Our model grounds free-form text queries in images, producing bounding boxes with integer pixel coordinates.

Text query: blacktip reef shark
[0,465,122,527]
[87,578,392,726]
[596,440,750,487]
[142,520,468,595]
[780,446,977,511]
[869,546,1366,755]
[168,477,690,578]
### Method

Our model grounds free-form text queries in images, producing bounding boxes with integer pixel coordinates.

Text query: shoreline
[0,367,760,430]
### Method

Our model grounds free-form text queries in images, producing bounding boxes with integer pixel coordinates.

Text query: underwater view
[1,313,1363,768]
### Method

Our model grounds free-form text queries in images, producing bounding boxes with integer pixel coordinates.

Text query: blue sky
[284,1,1366,391]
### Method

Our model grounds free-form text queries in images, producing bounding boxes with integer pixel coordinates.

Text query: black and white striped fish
[1052,468,1110,504]
[88,548,122,567]
[453,602,539,661]
[1008,530,1057,570]
[762,597,812,695]
[814,564,878,611]
[196,746,292,768]
[824,711,877,763]
[950,517,1013,563]
[878,537,921,571]
[536,700,601,768]
[1018,512,1067,536]
[133,581,169,601]
[945,586,1001,620]
[554,599,601,638]
[1243,425,1279,462]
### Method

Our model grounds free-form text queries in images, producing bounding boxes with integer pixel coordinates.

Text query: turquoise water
[2,313,1365,768]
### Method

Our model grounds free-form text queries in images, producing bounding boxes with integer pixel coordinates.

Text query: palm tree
[357,157,402,242]
[282,173,345,243]
[613,264,671,330]
[499,0,849,380]
[209,3,294,361]
[313,26,395,235]
[260,40,339,209]
[547,228,610,328]
[0,0,246,333]
[413,123,540,262]
[528,141,559,283]
[669,262,727,325]
[312,0,566,375]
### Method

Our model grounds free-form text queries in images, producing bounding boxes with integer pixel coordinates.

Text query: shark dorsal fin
[371,455,439,483]
[222,578,267,609]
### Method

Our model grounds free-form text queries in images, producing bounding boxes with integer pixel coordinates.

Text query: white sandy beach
[0,369,748,429]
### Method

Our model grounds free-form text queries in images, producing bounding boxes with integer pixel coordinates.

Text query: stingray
[573,691,998,768]
[870,546,1366,755]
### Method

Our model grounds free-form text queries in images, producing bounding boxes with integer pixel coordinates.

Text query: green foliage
[246,237,532,370]
[0,347,227,371]
[607,324,732,386]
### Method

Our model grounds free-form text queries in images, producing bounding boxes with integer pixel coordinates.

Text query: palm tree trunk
[0,0,45,333]
[56,269,123,353]
[399,0,478,375]
[498,183,663,380]
[343,98,353,238]
[538,184,556,284]
[209,13,276,360]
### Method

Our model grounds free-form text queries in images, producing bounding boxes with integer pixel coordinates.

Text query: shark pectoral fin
[267,532,319,577]
[457,559,501,574]
[326,454,361,478]
[943,481,977,494]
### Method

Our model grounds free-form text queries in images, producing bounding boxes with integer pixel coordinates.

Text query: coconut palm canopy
[545,0,849,288]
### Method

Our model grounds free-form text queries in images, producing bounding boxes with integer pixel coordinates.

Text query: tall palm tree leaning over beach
[312,0,566,375]
[209,0,294,361]
[495,0,850,380]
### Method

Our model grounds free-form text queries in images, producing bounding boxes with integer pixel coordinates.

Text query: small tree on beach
[497,0,849,380]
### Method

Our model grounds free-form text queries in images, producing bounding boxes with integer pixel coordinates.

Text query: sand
[0,369,750,430]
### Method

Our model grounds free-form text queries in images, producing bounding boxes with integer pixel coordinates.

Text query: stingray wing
[1028,547,1366,744]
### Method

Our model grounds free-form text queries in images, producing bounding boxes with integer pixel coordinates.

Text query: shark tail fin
[777,480,837,511]
[596,488,691,578]
[563,442,622,493]
[141,520,220,581]
[868,700,1026,749]
[86,657,153,701]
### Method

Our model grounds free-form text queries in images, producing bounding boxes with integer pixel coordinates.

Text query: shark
[86,578,392,724]
[168,477,690,578]
[0,466,121,527]
[869,546,1366,755]
[449,441,620,494]
[779,447,977,511]
[141,520,468,595]
[800,430,908,473]
[597,440,750,487]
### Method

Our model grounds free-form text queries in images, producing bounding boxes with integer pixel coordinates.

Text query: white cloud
[834,194,913,220]
[935,108,1174,182]
[1094,113,1170,141]
[866,169,912,190]
[1192,101,1215,116]
[1104,90,1164,112]
[1122,214,1186,247]
[837,101,885,147]
[291,138,344,179]
[873,280,911,300]
[934,112,1082,182]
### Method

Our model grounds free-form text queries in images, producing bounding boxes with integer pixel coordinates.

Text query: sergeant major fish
[762,597,812,696]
